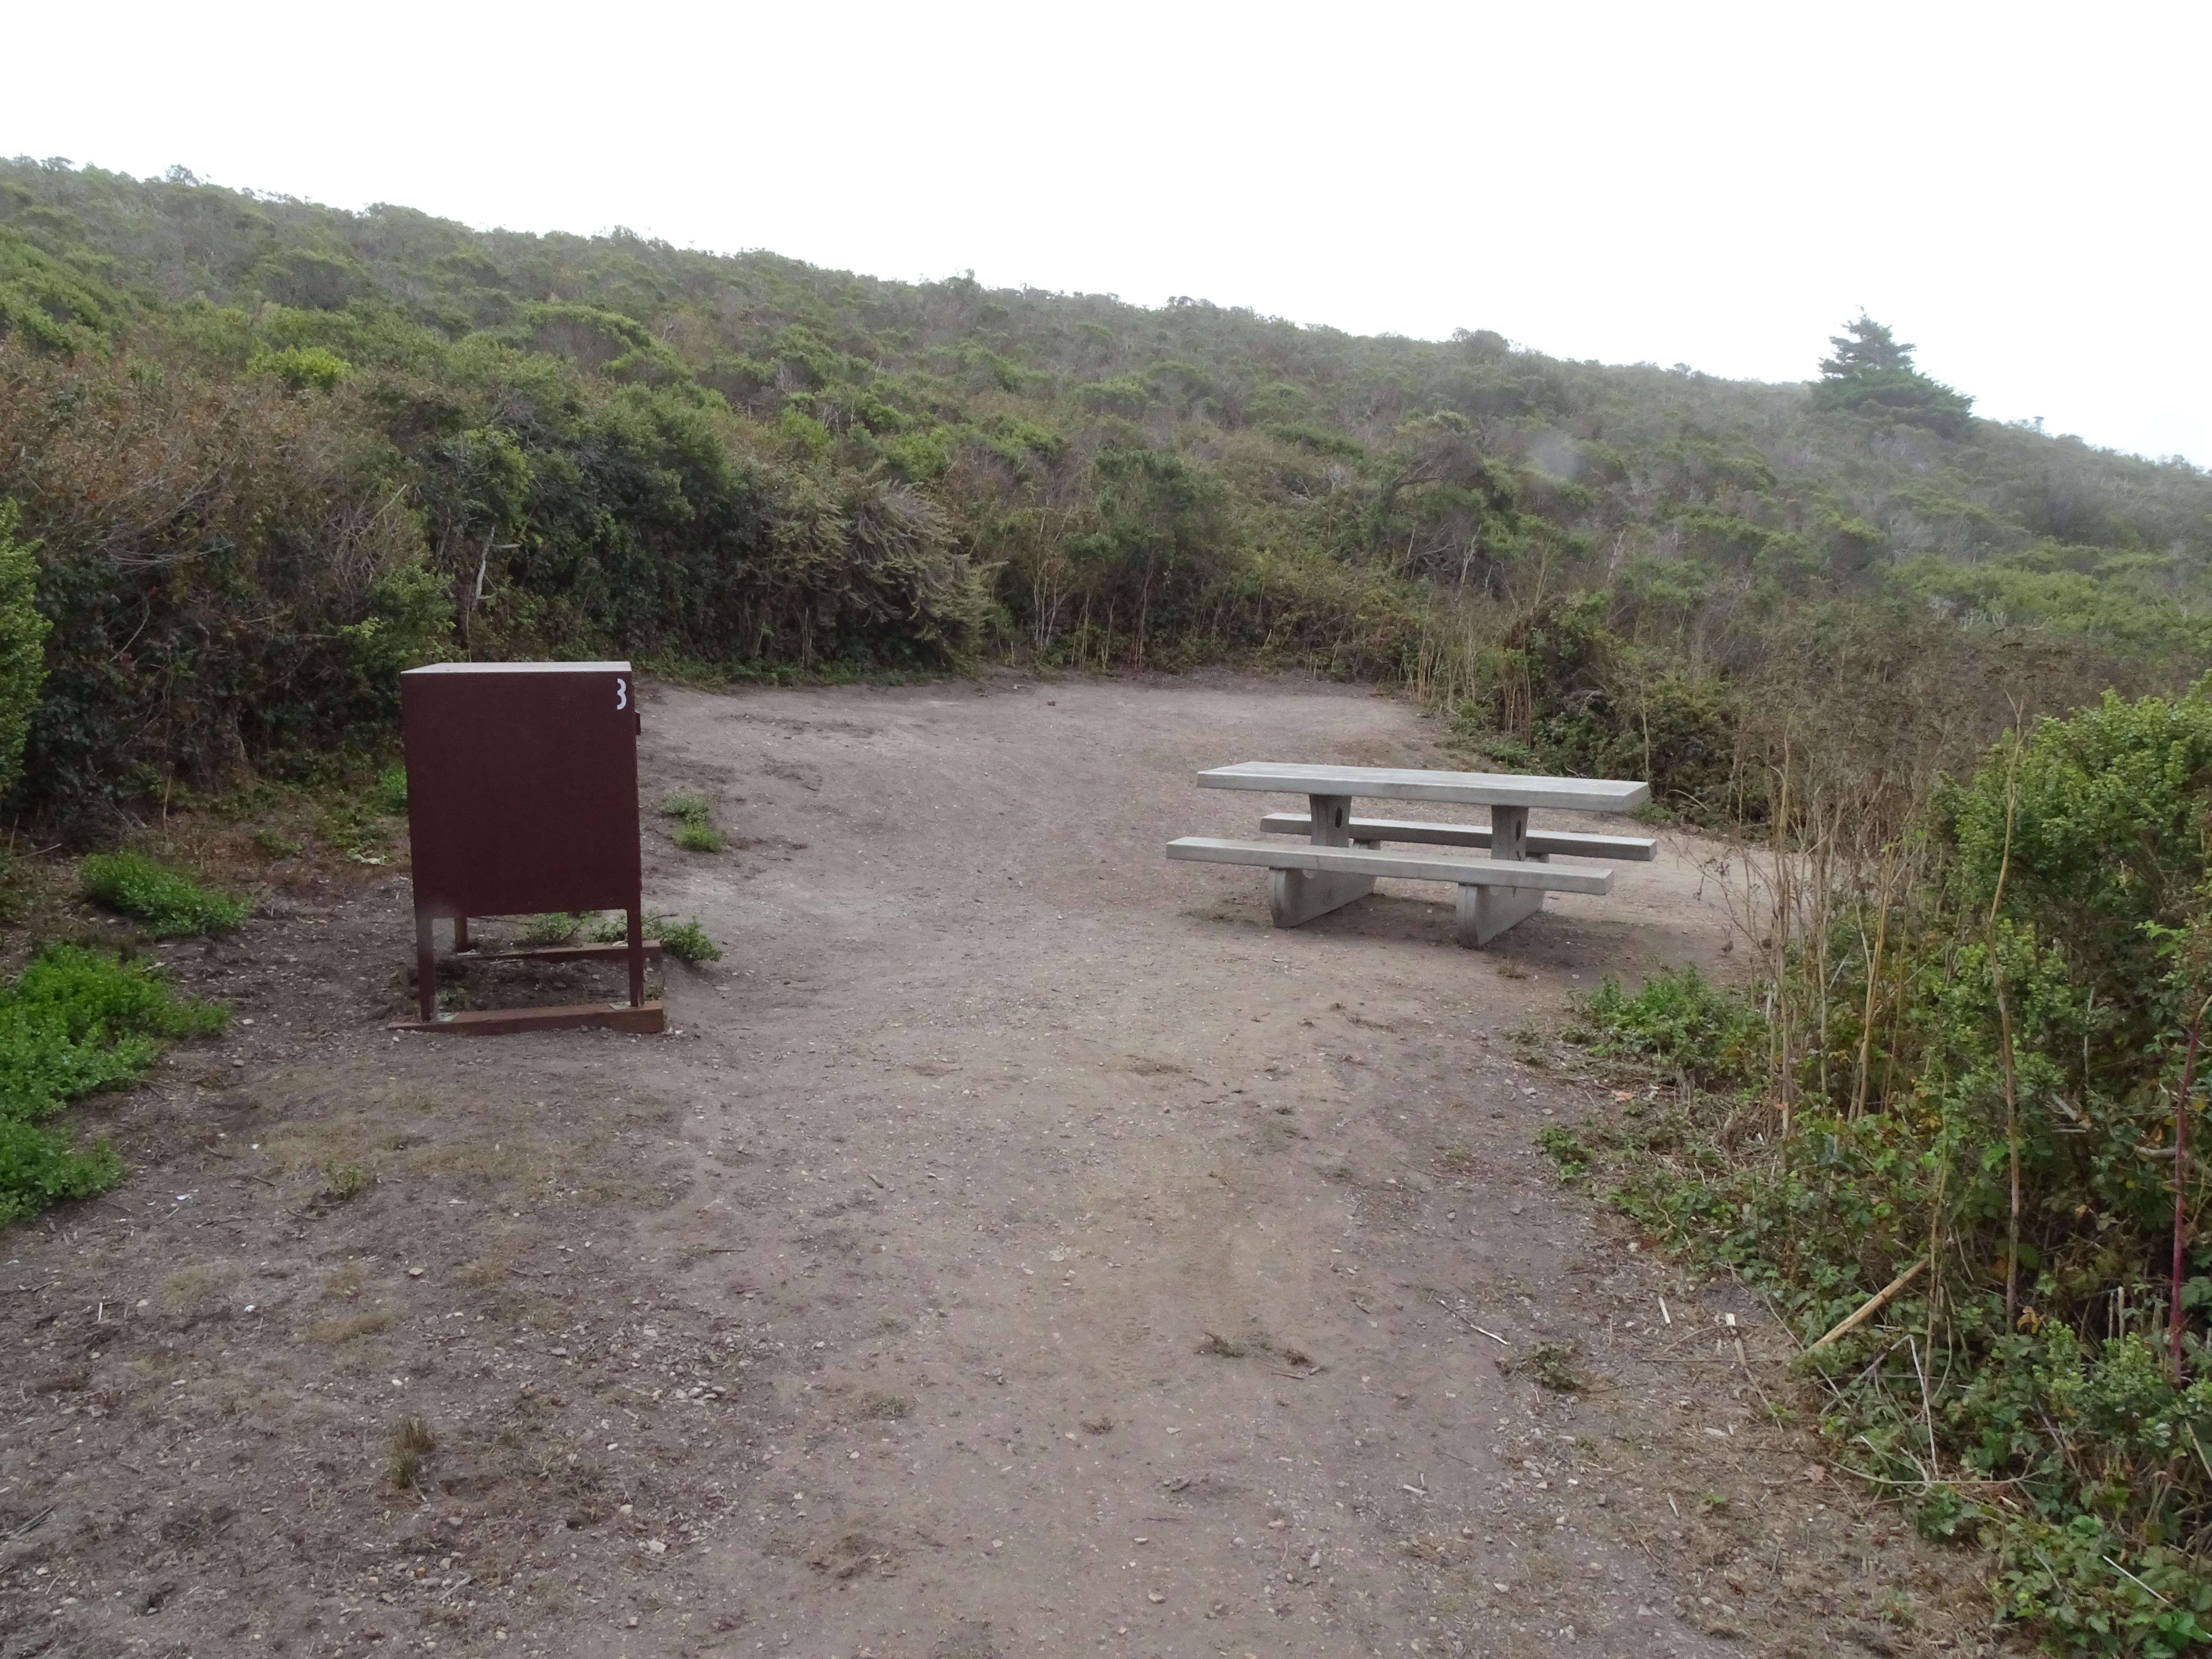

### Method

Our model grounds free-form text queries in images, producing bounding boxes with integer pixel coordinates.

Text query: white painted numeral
[615,678,629,711]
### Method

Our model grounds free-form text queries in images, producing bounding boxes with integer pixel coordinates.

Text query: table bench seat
[1167,835,1611,946]
[1257,812,1656,862]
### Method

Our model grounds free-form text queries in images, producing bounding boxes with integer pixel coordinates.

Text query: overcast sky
[9,0,2205,464]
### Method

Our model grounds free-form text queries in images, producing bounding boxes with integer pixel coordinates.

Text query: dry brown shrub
[0,338,439,819]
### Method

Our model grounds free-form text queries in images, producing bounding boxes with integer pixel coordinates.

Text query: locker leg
[626,905,646,1009]
[415,914,439,1022]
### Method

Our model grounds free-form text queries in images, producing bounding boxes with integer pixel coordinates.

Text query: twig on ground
[3,1508,53,1540]
[2106,1555,2174,1607]
[1909,1336,1938,1474]
[1436,1300,1512,1345]
[1807,1258,1928,1351]
[1752,1289,1803,1351]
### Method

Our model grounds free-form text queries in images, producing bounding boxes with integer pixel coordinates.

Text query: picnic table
[1167,761,1653,948]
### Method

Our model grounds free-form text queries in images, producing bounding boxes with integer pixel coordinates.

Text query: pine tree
[1819,314,1917,377]
[1810,313,1974,437]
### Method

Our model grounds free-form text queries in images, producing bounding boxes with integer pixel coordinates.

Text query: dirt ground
[2,673,2014,1659]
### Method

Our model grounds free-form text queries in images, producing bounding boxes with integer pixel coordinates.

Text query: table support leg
[1490,804,1529,861]
[1457,884,1545,947]
[1268,793,1375,928]
[1457,803,1542,947]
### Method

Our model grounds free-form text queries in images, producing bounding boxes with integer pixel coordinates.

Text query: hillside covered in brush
[2,156,2208,825]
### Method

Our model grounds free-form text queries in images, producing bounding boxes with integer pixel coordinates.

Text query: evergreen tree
[1810,313,1975,436]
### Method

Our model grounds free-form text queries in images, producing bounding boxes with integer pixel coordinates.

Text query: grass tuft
[321,1159,367,1200]
[673,818,723,853]
[660,791,722,853]
[388,1417,435,1488]
[1502,1339,1584,1394]
[79,852,247,936]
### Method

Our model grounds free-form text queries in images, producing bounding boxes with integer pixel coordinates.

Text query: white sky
[8,0,2206,464]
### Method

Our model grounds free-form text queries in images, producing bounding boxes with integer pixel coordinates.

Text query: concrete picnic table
[1167,761,1653,948]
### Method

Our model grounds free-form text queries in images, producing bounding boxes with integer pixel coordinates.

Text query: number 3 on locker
[614,677,629,711]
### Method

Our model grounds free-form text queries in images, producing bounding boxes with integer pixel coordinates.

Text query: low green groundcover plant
[1570,973,2212,1654]
[0,945,227,1223]
[658,792,723,854]
[521,911,586,946]
[673,819,723,854]
[79,851,247,935]
[1571,963,1764,1083]
[586,910,722,964]
[654,915,722,965]
[658,792,710,822]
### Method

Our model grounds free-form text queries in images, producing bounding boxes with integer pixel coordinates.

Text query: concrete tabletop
[1196,761,1650,814]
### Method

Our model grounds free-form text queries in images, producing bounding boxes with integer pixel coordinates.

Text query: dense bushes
[1569,684,2212,1653]
[0,501,46,800]
[0,157,2208,830]
[0,343,448,819]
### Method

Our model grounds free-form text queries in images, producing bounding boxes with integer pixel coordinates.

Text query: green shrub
[1533,674,1741,816]
[79,851,248,936]
[319,797,387,860]
[1571,966,1763,1083]
[655,914,721,964]
[0,500,48,802]
[588,909,721,964]
[0,945,227,1224]
[252,830,301,858]
[0,227,114,354]
[521,911,585,946]
[1571,685,2212,1651]
[316,768,407,860]
[1535,1123,1592,1182]
[660,791,722,852]
[4,342,454,825]
[1995,1510,2212,1656]
[247,344,350,393]
[658,792,710,821]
